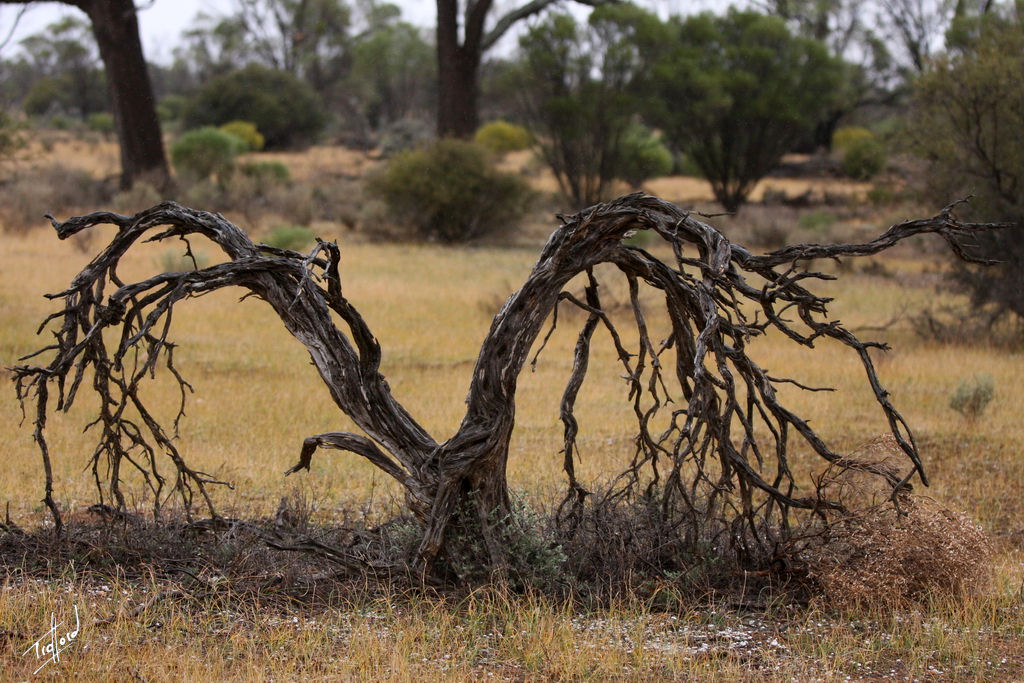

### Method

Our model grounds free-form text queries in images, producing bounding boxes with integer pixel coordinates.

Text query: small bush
[239,160,290,182]
[950,374,995,422]
[367,139,533,242]
[1,165,100,234]
[833,126,886,180]
[263,225,314,251]
[474,120,533,155]
[87,112,115,137]
[171,127,247,182]
[617,123,674,188]
[219,120,265,152]
[800,436,993,610]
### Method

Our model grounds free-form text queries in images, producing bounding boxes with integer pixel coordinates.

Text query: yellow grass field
[1,142,1022,679]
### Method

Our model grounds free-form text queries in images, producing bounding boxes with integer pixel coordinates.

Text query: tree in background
[645,9,844,212]
[435,0,610,139]
[347,3,435,132]
[182,64,327,149]
[514,5,671,207]
[0,0,169,189]
[908,16,1024,331]
[17,17,106,120]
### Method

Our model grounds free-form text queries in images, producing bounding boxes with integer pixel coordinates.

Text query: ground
[0,136,1021,679]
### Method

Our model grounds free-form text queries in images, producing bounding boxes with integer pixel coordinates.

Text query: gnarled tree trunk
[14,194,1014,577]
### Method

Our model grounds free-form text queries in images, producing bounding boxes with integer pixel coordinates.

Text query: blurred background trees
[0,0,1021,230]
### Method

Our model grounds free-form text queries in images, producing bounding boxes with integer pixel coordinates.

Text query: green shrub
[157,94,189,123]
[0,109,23,159]
[182,65,327,149]
[219,120,265,152]
[368,139,533,242]
[833,126,887,180]
[617,123,673,188]
[263,225,314,251]
[86,112,114,136]
[239,160,290,182]
[950,374,995,423]
[474,120,533,155]
[171,127,246,182]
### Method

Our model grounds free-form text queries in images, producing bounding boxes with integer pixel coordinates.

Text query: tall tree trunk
[436,0,482,138]
[77,0,170,189]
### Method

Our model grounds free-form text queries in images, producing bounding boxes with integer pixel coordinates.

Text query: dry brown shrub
[0,165,106,233]
[800,435,993,610]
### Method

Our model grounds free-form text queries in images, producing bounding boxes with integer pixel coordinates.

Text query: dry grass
[1,137,1023,679]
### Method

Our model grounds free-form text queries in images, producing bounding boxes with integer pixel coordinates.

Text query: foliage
[617,122,673,188]
[515,6,672,207]
[239,160,290,182]
[87,112,115,137]
[833,126,886,180]
[367,139,532,242]
[15,17,107,120]
[347,14,435,131]
[950,374,995,423]
[262,225,314,251]
[171,127,247,182]
[474,120,533,155]
[219,120,265,152]
[182,65,327,149]
[908,21,1024,329]
[645,9,845,212]
[0,108,24,159]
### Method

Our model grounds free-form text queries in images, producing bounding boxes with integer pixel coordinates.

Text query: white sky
[0,0,711,64]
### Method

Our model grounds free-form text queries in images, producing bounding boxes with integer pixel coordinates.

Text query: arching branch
[14,195,1015,578]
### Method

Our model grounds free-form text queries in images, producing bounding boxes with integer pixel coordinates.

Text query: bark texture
[14,194,1013,576]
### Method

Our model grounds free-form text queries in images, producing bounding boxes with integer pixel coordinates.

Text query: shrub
[800,435,993,610]
[262,225,314,251]
[833,127,886,180]
[182,65,327,149]
[86,112,115,137]
[239,160,290,182]
[617,122,673,188]
[219,120,265,152]
[367,139,533,242]
[0,108,23,159]
[474,120,533,155]
[950,374,995,423]
[170,127,246,182]
[1,165,100,234]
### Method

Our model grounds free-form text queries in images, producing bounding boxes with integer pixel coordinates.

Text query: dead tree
[13,194,1013,576]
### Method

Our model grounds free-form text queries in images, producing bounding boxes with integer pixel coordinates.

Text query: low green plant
[833,126,886,180]
[367,138,533,242]
[87,112,115,137]
[798,209,838,232]
[950,374,995,422]
[171,127,247,182]
[474,120,533,155]
[239,160,290,182]
[617,123,673,188]
[220,120,265,152]
[262,225,314,251]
